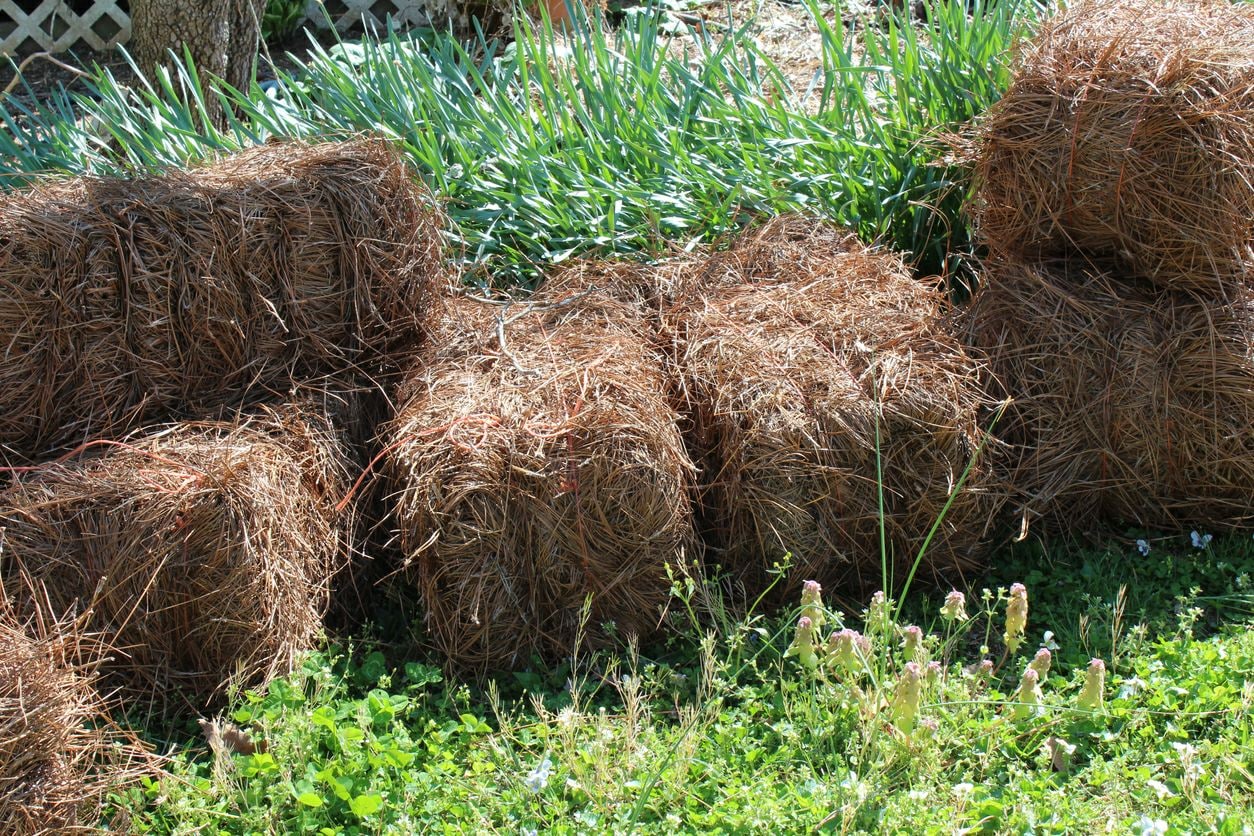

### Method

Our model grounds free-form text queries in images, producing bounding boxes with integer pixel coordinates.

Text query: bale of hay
[0,138,447,462]
[543,250,698,316]
[963,256,1254,533]
[973,0,1254,294]
[386,289,696,672]
[0,405,354,709]
[0,604,144,834]
[669,217,1002,601]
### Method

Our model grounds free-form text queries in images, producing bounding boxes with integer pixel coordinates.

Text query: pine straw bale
[0,405,354,710]
[543,251,697,315]
[386,290,696,672]
[963,257,1254,534]
[972,0,1254,295]
[669,218,1002,601]
[0,604,147,834]
[0,138,446,462]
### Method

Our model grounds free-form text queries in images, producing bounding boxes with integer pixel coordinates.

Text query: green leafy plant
[263,0,309,43]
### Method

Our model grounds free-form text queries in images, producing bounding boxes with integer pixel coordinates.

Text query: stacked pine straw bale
[966,0,1254,533]
[666,216,1003,601]
[972,0,1254,292]
[385,288,696,672]
[0,404,354,710]
[0,603,147,834]
[0,138,445,463]
[965,259,1254,531]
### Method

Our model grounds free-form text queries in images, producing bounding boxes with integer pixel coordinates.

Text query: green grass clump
[263,0,309,43]
[0,0,1032,284]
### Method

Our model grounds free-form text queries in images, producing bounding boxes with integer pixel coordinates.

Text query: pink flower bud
[867,591,892,636]
[1010,666,1042,721]
[940,590,968,622]
[1078,658,1106,712]
[901,625,924,659]
[1028,648,1052,679]
[890,661,924,731]
[800,580,824,632]
[825,628,869,672]
[784,616,819,670]
[1004,584,1029,654]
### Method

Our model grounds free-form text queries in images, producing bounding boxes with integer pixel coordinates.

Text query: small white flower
[524,756,554,793]
[838,771,868,802]
[1136,539,1151,556]
[1146,779,1174,799]
[1116,677,1148,700]
[1135,817,1169,836]
[1041,630,1060,651]
[953,782,975,801]
[1045,736,1076,772]
[1190,530,1212,549]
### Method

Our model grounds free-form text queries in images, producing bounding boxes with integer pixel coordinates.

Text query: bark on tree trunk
[226,0,268,95]
[129,0,267,125]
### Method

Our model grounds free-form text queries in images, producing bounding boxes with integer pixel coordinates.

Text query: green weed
[115,564,1254,833]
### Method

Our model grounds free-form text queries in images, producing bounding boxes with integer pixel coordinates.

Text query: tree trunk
[225,0,268,95]
[129,0,267,125]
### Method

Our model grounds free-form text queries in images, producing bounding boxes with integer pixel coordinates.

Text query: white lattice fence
[0,1,127,54]
[304,0,434,32]
[0,0,432,56]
